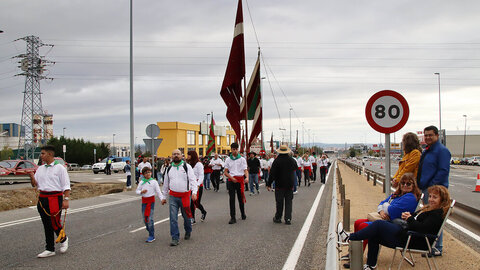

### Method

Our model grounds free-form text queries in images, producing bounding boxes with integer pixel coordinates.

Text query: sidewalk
[336,162,480,269]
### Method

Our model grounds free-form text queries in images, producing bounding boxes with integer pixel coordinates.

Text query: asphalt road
[0,170,334,270]
[351,159,480,210]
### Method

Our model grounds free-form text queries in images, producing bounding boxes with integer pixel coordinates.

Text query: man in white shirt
[209,153,224,192]
[309,152,317,182]
[162,149,197,246]
[224,142,248,224]
[318,154,329,184]
[28,145,71,258]
[138,156,152,180]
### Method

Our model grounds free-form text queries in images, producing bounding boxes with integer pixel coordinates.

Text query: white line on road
[447,219,480,242]
[0,196,139,229]
[129,214,182,233]
[282,176,327,270]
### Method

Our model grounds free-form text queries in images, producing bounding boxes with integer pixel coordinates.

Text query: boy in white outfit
[136,167,165,243]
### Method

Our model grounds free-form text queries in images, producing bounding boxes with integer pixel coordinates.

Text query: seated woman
[342,173,421,267]
[338,185,451,270]
[392,132,422,188]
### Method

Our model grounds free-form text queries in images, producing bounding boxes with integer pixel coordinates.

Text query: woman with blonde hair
[392,132,422,188]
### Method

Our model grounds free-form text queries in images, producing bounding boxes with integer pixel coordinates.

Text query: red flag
[270,132,274,153]
[220,0,245,140]
[206,116,216,156]
[246,56,262,146]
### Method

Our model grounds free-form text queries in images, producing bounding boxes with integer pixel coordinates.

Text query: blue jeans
[349,220,404,266]
[422,189,443,252]
[169,196,192,240]
[249,173,259,193]
[141,202,155,237]
[204,173,211,189]
[296,169,302,188]
[263,169,269,182]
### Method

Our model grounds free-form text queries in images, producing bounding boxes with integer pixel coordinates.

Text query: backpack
[165,162,190,190]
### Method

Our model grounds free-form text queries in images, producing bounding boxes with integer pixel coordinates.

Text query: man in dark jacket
[417,125,451,257]
[267,145,298,225]
[247,152,261,195]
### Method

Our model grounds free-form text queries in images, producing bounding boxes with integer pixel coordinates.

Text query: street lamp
[113,134,116,156]
[63,127,66,137]
[289,108,293,146]
[463,115,467,158]
[434,73,442,141]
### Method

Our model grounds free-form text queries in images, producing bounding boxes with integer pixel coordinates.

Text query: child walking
[136,167,165,243]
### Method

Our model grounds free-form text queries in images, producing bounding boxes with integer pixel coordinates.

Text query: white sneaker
[59,237,68,253]
[37,250,55,258]
[293,191,298,194]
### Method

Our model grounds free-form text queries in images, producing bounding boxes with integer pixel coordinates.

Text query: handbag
[367,212,382,222]
[392,218,408,229]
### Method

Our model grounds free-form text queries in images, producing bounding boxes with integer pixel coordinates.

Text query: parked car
[0,159,39,176]
[80,165,92,170]
[451,157,461,165]
[92,157,128,174]
[459,157,471,165]
[469,156,480,166]
[68,163,80,171]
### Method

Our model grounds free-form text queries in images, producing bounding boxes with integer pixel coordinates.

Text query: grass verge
[0,182,125,212]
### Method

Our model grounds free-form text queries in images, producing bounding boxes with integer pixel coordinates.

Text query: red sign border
[365,90,409,134]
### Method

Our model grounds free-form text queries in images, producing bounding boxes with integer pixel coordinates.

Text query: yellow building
[156,121,237,157]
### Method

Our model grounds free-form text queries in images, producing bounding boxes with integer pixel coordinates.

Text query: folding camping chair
[388,199,455,270]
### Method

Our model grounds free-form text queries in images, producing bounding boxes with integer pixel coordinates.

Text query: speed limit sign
[365,90,409,134]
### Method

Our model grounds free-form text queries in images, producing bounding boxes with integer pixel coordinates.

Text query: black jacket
[247,157,261,174]
[267,154,297,189]
[399,208,444,249]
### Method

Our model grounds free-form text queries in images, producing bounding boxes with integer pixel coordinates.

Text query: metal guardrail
[0,175,30,184]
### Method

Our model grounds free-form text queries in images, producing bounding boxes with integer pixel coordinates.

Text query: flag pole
[243,68,248,153]
[258,49,264,152]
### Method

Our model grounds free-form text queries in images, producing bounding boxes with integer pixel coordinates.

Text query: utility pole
[15,36,54,160]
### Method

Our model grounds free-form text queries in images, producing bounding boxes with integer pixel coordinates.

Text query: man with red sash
[161,149,197,246]
[136,167,165,243]
[28,145,70,258]
[224,142,249,224]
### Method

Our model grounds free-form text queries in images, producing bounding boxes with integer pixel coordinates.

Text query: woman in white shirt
[187,150,207,224]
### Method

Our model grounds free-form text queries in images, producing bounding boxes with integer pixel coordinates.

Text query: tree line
[47,137,110,165]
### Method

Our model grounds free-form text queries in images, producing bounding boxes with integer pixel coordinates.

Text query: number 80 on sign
[365,90,409,134]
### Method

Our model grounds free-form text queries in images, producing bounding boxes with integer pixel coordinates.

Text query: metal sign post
[146,124,161,158]
[366,90,409,197]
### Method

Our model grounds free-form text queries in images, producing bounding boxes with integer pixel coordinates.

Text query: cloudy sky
[1,0,480,147]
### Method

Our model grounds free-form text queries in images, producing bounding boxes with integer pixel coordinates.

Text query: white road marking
[129,214,182,233]
[0,196,139,229]
[282,169,329,270]
[447,219,480,242]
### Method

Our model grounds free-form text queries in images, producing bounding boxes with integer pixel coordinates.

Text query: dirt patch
[0,182,125,212]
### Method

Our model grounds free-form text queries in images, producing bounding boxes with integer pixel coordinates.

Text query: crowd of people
[338,125,452,270]
[27,124,451,266]
[27,140,334,256]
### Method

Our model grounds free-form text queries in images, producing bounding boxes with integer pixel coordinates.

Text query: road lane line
[129,214,182,233]
[282,169,329,270]
[0,196,139,229]
[447,219,480,242]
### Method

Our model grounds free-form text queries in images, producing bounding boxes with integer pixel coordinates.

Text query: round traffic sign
[146,124,160,138]
[365,90,409,134]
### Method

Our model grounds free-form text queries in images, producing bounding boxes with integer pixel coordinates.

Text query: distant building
[444,130,480,157]
[0,123,24,149]
[156,121,236,157]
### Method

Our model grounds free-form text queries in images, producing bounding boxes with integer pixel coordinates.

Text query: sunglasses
[400,182,413,187]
